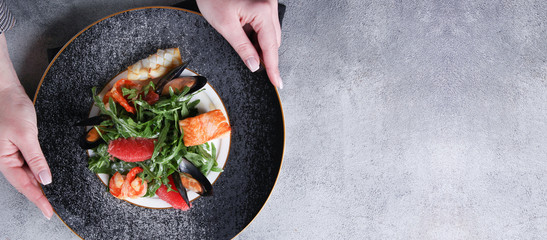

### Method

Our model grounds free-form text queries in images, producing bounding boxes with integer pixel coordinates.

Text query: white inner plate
[87,69,230,208]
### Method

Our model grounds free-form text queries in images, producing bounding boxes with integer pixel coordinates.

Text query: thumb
[216,19,261,73]
[12,126,51,185]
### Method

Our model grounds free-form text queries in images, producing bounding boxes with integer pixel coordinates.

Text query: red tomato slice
[143,90,159,105]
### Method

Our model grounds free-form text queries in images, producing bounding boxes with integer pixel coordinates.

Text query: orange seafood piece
[180,173,203,194]
[110,79,139,114]
[161,77,196,95]
[178,110,231,147]
[127,48,182,80]
[122,167,147,199]
[109,172,125,198]
[85,128,101,143]
[102,91,113,105]
[105,79,160,112]
[109,167,148,200]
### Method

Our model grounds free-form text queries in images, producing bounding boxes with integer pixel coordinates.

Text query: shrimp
[109,167,148,200]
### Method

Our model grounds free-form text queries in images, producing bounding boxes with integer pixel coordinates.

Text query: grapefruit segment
[108,137,155,162]
[156,175,191,210]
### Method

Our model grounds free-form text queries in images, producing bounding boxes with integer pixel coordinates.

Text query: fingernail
[245,57,259,72]
[277,76,284,90]
[38,170,52,185]
[42,211,51,220]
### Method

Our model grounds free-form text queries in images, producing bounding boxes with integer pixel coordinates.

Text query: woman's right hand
[196,0,283,89]
[0,34,53,220]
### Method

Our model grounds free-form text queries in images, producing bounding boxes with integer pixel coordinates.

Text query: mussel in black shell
[76,115,109,149]
[79,127,105,149]
[74,114,109,126]
[161,76,208,96]
[172,157,213,202]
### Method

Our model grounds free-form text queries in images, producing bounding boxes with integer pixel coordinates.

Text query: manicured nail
[38,170,52,185]
[245,57,259,72]
[42,211,51,220]
[277,76,284,90]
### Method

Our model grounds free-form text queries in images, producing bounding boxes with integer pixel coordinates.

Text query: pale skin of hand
[0,34,54,220]
[196,0,283,89]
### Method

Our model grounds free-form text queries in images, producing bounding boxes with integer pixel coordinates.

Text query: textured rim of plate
[32,6,285,240]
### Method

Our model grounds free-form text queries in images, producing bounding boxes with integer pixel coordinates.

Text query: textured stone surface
[3,0,547,239]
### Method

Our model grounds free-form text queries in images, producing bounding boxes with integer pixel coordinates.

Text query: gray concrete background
[2,0,547,239]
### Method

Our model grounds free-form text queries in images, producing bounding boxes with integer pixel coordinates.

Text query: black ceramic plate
[34,7,284,240]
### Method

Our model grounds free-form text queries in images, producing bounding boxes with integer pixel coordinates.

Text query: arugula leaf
[121,87,138,99]
[88,144,111,174]
[110,161,137,175]
[143,81,155,95]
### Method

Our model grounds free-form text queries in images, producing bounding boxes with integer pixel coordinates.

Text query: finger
[22,163,41,188]
[271,2,281,47]
[244,26,262,57]
[0,140,24,167]
[216,18,261,73]
[10,122,52,185]
[252,18,283,89]
[0,154,54,219]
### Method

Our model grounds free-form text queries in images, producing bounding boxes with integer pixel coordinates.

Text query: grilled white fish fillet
[127,48,182,80]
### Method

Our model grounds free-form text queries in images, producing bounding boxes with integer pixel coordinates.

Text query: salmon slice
[179,110,231,147]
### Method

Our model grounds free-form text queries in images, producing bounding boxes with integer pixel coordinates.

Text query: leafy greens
[88,85,221,197]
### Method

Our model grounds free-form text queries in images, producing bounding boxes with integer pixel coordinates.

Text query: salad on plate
[76,48,231,210]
